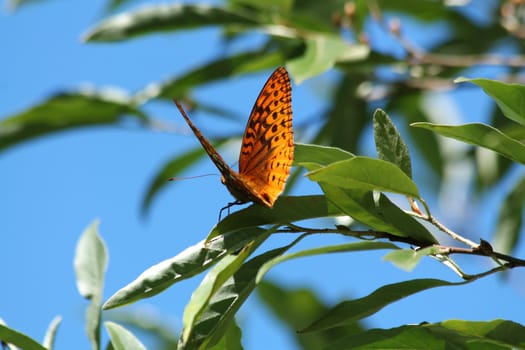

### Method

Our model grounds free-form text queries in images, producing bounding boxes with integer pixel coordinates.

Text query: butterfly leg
[218,200,244,222]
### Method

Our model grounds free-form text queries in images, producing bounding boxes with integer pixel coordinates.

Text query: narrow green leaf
[307,156,421,199]
[412,122,525,165]
[493,175,525,254]
[208,195,344,240]
[382,246,438,272]
[181,227,273,344]
[257,281,364,350]
[105,322,147,350]
[42,316,62,350]
[301,279,467,333]
[230,0,293,13]
[294,143,354,169]
[319,186,437,244]
[103,227,268,310]
[84,4,259,42]
[74,220,108,350]
[456,77,525,126]
[0,90,146,154]
[257,241,400,282]
[0,324,47,350]
[288,35,369,83]
[325,319,525,350]
[179,236,307,349]
[206,318,243,350]
[373,109,412,178]
[137,51,285,102]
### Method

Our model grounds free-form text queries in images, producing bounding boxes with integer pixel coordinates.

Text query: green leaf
[257,241,400,282]
[301,279,466,333]
[325,319,525,350]
[307,156,421,199]
[181,228,273,344]
[319,186,437,244]
[412,122,525,165]
[84,4,259,42]
[0,90,146,154]
[74,220,108,350]
[42,316,62,350]
[105,321,147,350]
[456,77,525,126]
[257,281,364,350]
[208,195,344,240]
[136,51,285,102]
[383,246,439,272]
[103,227,269,310]
[288,35,369,83]
[230,0,293,13]
[294,143,354,170]
[373,109,412,178]
[179,237,306,349]
[206,318,243,350]
[493,174,525,254]
[0,324,47,350]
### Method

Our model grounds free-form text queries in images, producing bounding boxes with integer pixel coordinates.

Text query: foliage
[2,1,525,349]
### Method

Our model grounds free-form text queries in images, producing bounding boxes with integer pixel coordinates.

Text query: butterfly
[174,67,294,219]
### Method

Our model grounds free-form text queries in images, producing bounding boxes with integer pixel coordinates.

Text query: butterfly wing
[237,67,294,207]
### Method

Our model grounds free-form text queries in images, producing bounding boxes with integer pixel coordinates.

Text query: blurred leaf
[181,228,273,344]
[230,0,293,14]
[0,324,47,350]
[307,156,421,199]
[209,195,344,240]
[493,175,525,254]
[383,246,439,272]
[42,316,62,350]
[412,122,525,165]
[74,220,108,350]
[257,241,400,282]
[6,0,48,11]
[288,35,369,83]
[0,90,146,153]
[326,319,525,350]
[206,318,243,350]
[137,51,285,102]
[373,109,412,178]
[141,139,228,217]
[84,4,259,42]
[179,237,304,349]
[319,186,437,245]
[105,322,147,350]
[456,78,525,127]
[257,281,364,350]
[301,279,466,333]
[103,227,268,309]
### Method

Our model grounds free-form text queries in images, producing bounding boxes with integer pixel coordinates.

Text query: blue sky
[2,1,525,349]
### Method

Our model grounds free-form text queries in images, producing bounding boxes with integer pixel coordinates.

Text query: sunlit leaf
[105,321,147,350]
[42,316,62,350]
[0,324,47,350]
[383,246,438,272]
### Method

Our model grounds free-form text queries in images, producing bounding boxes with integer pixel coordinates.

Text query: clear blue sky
[2,1,525,349]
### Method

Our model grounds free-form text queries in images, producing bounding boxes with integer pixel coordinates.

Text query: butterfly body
[174,67,293,215]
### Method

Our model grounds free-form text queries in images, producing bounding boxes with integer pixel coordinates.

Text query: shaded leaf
[412,122,525,165]
[206,318,243,350]
[456,77,525,126]
[307,156,421,199]
[105,322,147,350]
[0,324,47,350]
[84,4,259,42]
[301,279,466,333]
[373,109,412,178]
[103,227,269,310]
[257,241,400,282]
[493,174,525,254]
[0,90,146,153]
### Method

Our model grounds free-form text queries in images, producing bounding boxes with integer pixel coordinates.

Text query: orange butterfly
[174,67,294,219]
